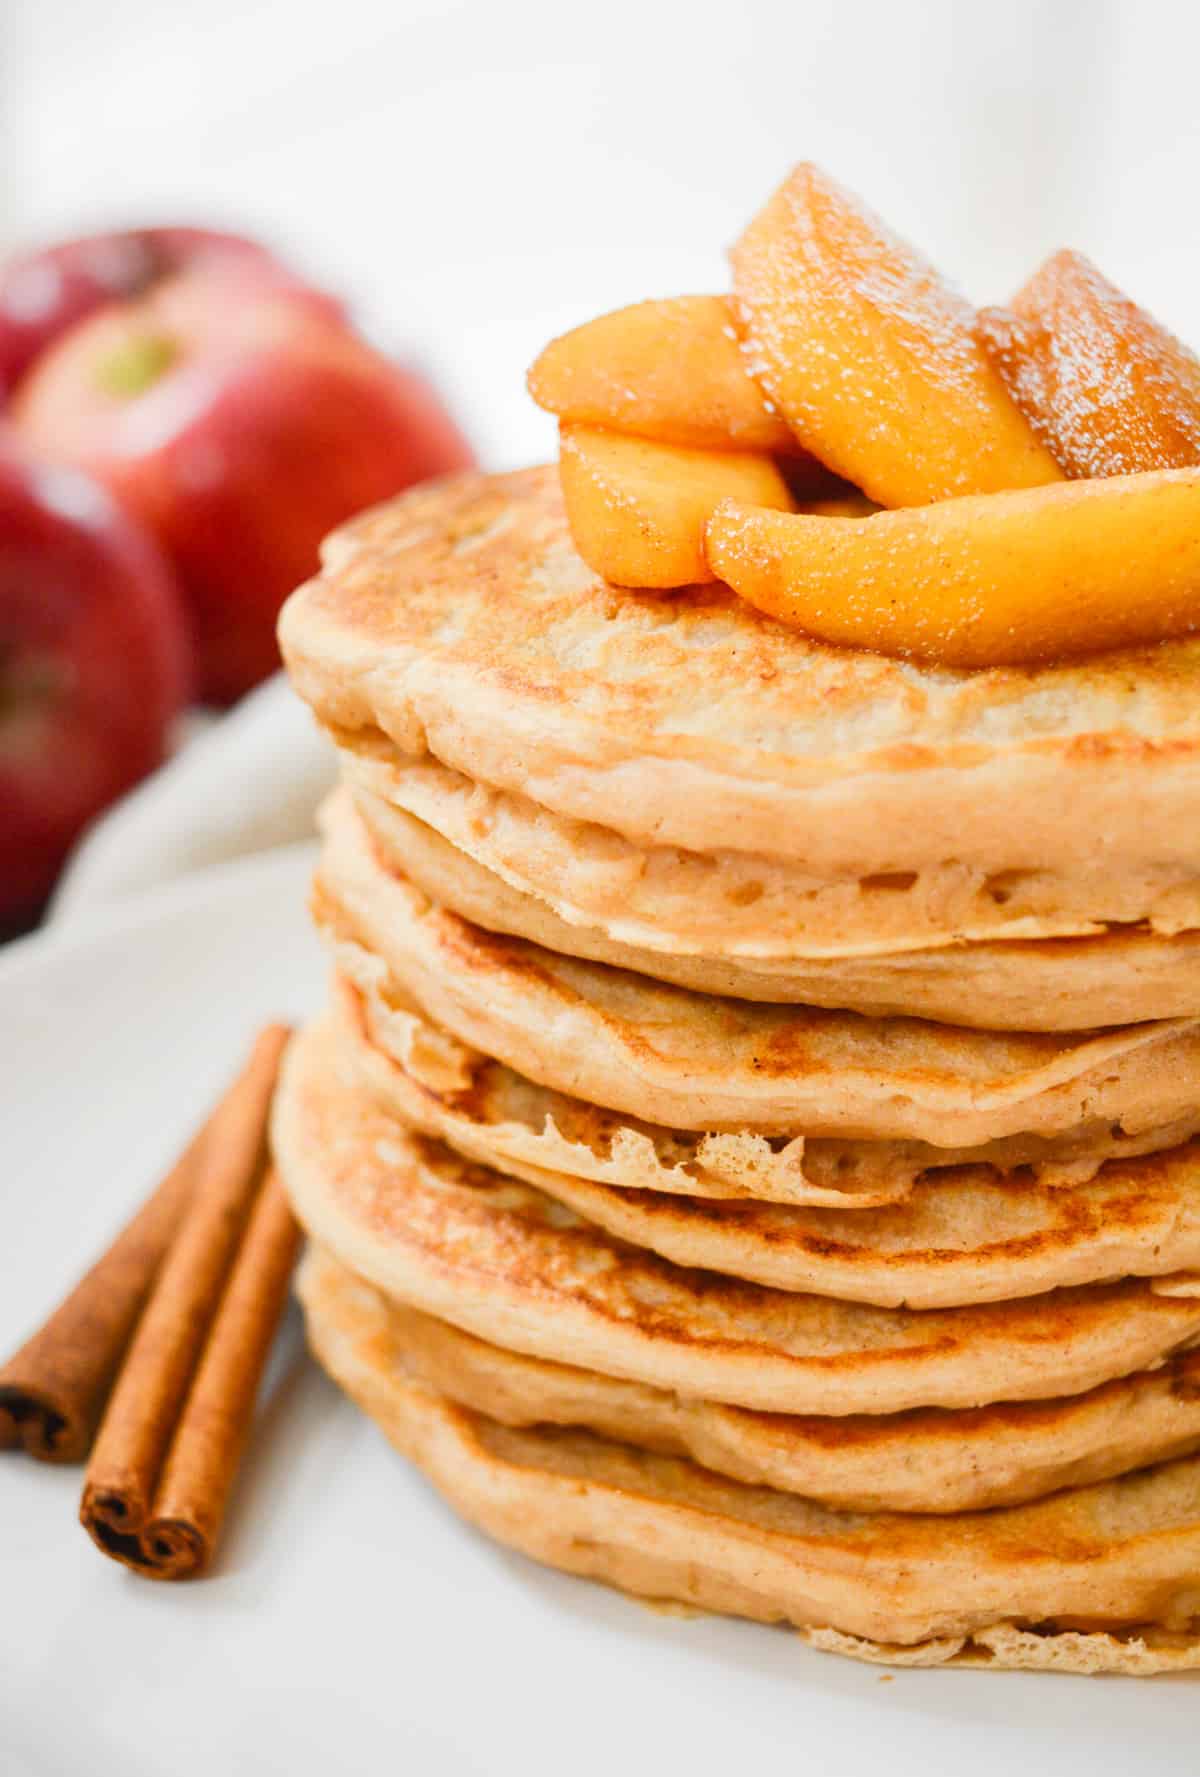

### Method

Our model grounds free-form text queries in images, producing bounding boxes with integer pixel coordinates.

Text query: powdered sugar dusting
[730,162,1057,503]
[982,250,1200,478]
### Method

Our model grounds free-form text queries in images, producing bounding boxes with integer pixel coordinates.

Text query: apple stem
[94,333,177,398]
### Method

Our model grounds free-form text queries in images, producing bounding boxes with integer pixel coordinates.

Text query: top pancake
[279,466,1200,881]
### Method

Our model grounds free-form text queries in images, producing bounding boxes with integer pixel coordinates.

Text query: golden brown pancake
[315,791,1200,1148]
[278,467,1200,929]
[272,1019,1200,1416]
[332,974,1200,1308]
[343,752,1200,1029]
[300,1246,1200,1515]
[299,1245,1200,1669]
[276,462,1200,1675]
[336,962,1200,1204]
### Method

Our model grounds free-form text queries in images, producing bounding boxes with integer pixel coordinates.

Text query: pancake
[532,1155,1200,1307]
[299,1246,1200,1514]
[277,466,1200,924]
[316,791,1200,1147]
[346,774,1200,1037]
[344,751,1200,1029]
[805,1625,1200,1674]
[337,973,1200,1208]
[332,979,1200,1308]
[334,971,925,1208]
[299,1245,1200,1667]
[272,1018,1200,1415]
[352,767,1200,1027]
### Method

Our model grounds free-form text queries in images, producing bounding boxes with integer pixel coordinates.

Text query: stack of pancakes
[274,465,1200,1675]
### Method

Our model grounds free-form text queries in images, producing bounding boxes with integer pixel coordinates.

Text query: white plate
[0,846,1194,1775]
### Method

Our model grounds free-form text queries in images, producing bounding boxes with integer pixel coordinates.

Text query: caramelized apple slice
[731,164,1062,506]
[560,425,793,588]
[705,470,1200,667]
[978,251,1200,477]
[530,296,802,454]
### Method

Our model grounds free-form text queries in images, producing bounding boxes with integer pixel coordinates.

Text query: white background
[6,0,1200,468]
[4,10,1200,1765]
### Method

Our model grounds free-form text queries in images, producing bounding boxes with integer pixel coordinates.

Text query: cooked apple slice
[705,469,1200,667]
[731,164,1062,506]
[978,250,1200,477]
[530,296,800,454]
[559,425,793,588]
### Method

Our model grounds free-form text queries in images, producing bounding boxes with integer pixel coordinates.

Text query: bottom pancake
[298,1245,1200,1671]
[299,1246,1200,1513]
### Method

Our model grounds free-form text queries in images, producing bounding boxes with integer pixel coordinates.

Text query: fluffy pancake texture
[315,791,1200,1148]
[335,972,1200,1207]
[299,1245,1200,1666]
[343,751,1200,1028]
[301,1246,1200,1516]
[331,975,1200,1307]
[279,466,1200,898]
[273,1020,1200,1417]
[340,748,1182,957]
[275,462,1200,1675]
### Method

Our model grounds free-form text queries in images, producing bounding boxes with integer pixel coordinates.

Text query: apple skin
[0,430,190,924]
[0,226,338,400]
[13,269,476,704]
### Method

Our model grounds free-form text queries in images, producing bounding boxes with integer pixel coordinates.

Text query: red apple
[0,226,335,399]
[0,429,189,925]
[13,268,476,703]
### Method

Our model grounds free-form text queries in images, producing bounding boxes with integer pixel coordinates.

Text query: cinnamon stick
[148,1170,300,1568]
[81,1023,297,1579]
[1,1108,205,1461]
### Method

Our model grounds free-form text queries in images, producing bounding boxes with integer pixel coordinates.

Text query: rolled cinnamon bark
[114,1173,300,1577]
[1,1119,203,1461]
[80,1024,297,1578]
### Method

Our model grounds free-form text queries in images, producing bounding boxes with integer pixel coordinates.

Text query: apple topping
[706,470,1200,667]
[731,164,1062,506]
[529,296,799,454]
[559,425,793,588]
[531,162,1200,667]
[978,251,1200,478]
